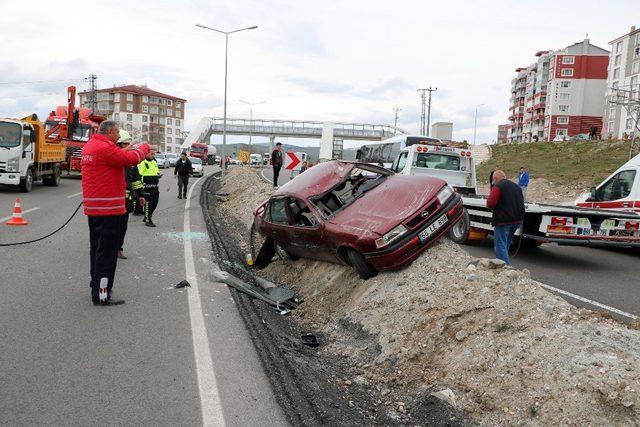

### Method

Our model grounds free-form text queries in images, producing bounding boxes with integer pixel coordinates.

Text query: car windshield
[0,122,21,148]
[156,154,165,159]
[190,146,205,153]
[310,166,387,217]
[166,153,177,158]
[189,157,202,164]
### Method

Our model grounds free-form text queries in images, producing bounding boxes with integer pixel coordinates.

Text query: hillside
[477,140,632,187]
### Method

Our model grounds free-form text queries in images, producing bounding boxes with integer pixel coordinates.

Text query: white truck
[376,138,640,248]
[250,153,263,165]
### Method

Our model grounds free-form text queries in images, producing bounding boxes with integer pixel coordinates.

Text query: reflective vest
[138,159,160,187]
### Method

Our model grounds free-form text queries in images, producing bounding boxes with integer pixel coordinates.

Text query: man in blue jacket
[518,167,530,200]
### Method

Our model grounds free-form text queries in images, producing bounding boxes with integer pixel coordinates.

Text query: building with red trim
[506,39,609,142]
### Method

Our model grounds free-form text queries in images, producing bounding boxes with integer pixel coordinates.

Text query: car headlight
[375,224,408,249]
[6,157,19,172]
[437,185,453,206]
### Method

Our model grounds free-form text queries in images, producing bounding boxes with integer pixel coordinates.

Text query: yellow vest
[138,159,159,177]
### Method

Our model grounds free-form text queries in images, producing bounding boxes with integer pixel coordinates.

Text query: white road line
[66,192,82,199]
[260,169,273,184]
[539,283,638,320]
[183,172,226,427]
[0,207,40,223]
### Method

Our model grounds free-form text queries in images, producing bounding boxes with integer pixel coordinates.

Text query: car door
[284,198,336,262]
[262,197,295,250]
[590,170,637,211]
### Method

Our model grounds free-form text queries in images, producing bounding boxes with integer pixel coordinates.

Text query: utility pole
[608,87,640,159]
[85,74,98,113]
[417,87,436,136]
[392,107,401,134]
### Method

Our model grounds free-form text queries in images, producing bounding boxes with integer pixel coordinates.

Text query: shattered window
[311,167,387,216]
[268,198,289,224]
[289,198,318,227]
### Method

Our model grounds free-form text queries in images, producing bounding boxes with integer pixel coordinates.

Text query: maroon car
[253,160,463,279]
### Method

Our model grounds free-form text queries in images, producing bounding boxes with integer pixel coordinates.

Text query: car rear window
[414,153,460,171]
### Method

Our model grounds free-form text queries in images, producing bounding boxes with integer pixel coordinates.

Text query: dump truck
[0,114,65,192]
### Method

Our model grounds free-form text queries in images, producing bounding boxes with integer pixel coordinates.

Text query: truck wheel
[274,242,299,261]
[520,238,543,248]
[347,249,378,280]
[19,169,34,192]
[449,209,470,244]
[43,165,61,186]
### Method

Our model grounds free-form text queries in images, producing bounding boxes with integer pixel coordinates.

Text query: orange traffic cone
[6,198,29,226]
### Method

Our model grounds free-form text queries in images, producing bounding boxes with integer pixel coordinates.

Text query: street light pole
[473,103,485,145]
[239,100,266,147]
[196,23,258,176]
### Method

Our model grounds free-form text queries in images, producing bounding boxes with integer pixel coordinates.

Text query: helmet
[118,130,132,143]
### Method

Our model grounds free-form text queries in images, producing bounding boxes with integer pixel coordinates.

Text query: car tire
[448,209,470,244]
[347,249,377,280]
[274,242,299,261]
[19,168,34,192]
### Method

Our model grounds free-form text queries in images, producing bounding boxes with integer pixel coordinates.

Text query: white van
[575,153,640,214]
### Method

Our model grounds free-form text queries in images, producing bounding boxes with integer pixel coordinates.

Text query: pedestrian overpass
[181,117,406,152]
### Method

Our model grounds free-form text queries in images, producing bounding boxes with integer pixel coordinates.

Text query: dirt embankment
[477,177,589,205]
[217,166,640,426]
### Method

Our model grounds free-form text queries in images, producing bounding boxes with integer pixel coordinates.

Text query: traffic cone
[6,198,29,226]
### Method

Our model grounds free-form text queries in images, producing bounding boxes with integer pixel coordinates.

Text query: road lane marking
[538,283,638,320]
[66,192,82,198]
[183,172,226,427]
[260,169,272,184]
[0,207,40,223]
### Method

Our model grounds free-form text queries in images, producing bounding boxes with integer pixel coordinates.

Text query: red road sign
[284,151,302,170]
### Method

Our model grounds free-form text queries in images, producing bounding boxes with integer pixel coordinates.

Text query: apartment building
[497,124,509,143]
[507,39,609,142]
[545,39,609,140]
[602,25,640,139]
[79,85,187,153]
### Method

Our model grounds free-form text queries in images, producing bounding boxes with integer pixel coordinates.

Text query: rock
[502,269,520,280]
[344,379,352,386]
[522,268,531,277]
[466,274,480,282]
[466,263,477,272]
[348,400,355,408]
[353,375,366,386]
[380,387,391,396]
[455,330,468,341]
[478,258,506,270]
[431,388,457,407]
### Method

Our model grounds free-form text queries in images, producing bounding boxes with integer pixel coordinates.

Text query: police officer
[81,120,149,305]
[116,130,145,259]
[138,150,161,227]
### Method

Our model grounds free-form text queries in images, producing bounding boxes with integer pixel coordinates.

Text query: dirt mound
[477,177,588,205]
[217,167,640,425]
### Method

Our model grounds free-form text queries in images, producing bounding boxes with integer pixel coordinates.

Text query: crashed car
[252,160,463,279]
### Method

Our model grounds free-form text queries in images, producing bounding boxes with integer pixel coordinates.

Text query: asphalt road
[0,166,286,425]
[260,166,639,321]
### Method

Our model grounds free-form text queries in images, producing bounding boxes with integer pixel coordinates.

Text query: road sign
[284,151,302,170]
[238,149,251,164]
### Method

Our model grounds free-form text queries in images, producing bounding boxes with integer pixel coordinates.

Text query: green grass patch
[477,141,632,186]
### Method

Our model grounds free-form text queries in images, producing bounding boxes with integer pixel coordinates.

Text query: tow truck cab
[390,143,477,195]
[575,153,640,214]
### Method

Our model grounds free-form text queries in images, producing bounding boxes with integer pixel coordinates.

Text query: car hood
[330,175,445,235]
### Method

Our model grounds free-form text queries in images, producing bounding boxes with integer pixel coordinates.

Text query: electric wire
[0,202,83,246]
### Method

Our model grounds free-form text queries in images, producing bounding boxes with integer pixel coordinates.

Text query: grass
[477,140,632,186]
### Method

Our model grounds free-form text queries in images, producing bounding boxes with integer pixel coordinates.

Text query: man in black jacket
[174,153,192,199]
[271,142,283,187]
[486,170,525,264]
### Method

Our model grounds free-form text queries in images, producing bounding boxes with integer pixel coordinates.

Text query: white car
[189,157,204,177]
[155,153,169,168]
[166,153,178,167]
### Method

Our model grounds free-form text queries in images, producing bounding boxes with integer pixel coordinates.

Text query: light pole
[239,99,265,147]
[473,104,485,145]
[392,107,401,134]
[196,23,258,176]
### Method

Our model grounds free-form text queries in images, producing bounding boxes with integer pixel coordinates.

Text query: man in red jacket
[82,121,150,305]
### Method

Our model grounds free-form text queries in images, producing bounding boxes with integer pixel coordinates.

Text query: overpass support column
[269,135,275,155]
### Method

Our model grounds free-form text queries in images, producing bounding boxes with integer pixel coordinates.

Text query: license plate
[419,214,448,242]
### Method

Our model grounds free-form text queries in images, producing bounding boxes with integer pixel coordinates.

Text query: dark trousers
[273,165,282,186]
[177,175,189,197]
[144,188,159,221]
[89,216,121,302]
[119,213,129,251]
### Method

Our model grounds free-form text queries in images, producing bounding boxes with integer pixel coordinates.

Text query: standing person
[81,120,149,305]
[518,166,530,200]
[486,170,525,265]
[489,165,499,190]
[116,130,146,260]
[271,142,283,187]
[174,152,192,199]
[138,151,161,227]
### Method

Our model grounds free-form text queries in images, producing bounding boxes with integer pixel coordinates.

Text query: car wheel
[448,209,470,244]
[347,249,377,280]
[274,242,299,261]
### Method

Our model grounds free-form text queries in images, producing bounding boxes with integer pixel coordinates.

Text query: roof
[80,85,186,102]
[609,26,639,43]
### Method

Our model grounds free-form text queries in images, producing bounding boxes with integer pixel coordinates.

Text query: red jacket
[81,134,150,216]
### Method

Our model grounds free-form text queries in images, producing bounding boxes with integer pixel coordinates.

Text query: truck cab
[575,154,639,214]
[390,143,477,194]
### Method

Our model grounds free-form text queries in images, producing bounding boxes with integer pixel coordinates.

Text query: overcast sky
[0,0,637,148]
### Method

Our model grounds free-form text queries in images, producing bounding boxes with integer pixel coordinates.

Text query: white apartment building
[603,26,640,139]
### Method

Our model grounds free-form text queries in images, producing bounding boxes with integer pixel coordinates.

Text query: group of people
[81,121,196,306]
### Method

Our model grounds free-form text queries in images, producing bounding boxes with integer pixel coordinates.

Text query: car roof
[273,160,392,199]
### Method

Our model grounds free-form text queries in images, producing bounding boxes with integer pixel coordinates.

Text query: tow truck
[359,136,640,248]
